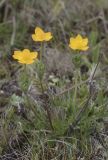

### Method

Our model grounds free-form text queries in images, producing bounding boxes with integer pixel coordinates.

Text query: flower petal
[69,43,78,50]
[45,32,53,41]
[13,49,38,64]
[32,33,44,41]
[34,27,45,41]
[69,34,89,51]
[18,59,34,64]
[80,46,89,51]
[13,51,22,59]
[69,38,78,50]
[23,49,30,54]
[82,38,88,46]
[32,27,53,42]
[35,27,44,35]
[76,34,83,41]
[30,52,38,59]
[32,34,37,41]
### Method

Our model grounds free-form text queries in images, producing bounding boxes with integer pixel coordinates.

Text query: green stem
[39,79,54,131]
[40,42,44,61]
[38,43,54,130]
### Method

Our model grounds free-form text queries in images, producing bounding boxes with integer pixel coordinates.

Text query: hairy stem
[40,81,54,131]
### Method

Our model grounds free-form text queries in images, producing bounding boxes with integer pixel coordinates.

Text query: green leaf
[92,44,100,63]
[89,31,98,46]
[10,94,24,105]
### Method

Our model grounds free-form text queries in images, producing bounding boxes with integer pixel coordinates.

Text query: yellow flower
[32,27,53,42]
[13,49,38,64]
[69,34,89,51]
